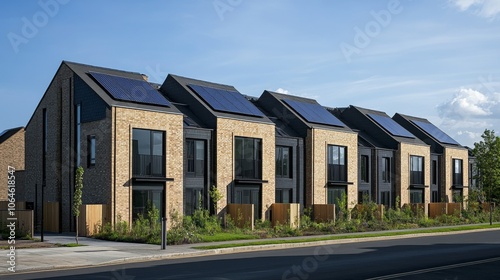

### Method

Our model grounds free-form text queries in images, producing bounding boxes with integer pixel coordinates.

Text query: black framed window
[132,129,165,177]
[327,187,346,212]
[235,137,262,179]
[360,155,369,183]
[276,146,292,178]
[432,190,439,202]
[276,188,292,203]
[186,139,205,177]
[410,156,424,185]
[431,160,437,185]
[327,145,347,182]
[185,188,204,216]
[234,184,261,219]
[382,157,390,183]
[453,159,463,186]
[358,190,370,204]
[75,104,81,167]
[132,183,163,221]
[410,189,424,203]
[88,135,96,167]
[452,189,463,202]
[380,191,390,207]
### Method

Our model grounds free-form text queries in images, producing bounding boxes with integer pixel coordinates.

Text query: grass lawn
[199,232,258,242]
[193,223,500,250]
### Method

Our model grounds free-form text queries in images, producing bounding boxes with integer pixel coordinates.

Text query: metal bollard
[161,217,167,250]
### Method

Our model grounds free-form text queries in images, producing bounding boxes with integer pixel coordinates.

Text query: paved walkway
[1,224,498,275]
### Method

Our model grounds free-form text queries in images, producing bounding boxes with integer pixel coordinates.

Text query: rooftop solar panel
[0,130,7,138]
[411,120,460,145]
[367,113,415,138]
[188,84,264,117]
[283,99,346,127]
[89,72,171,107]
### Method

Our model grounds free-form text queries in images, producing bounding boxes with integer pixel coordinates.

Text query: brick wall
[112,107,184,227]
[0,129,25,201]
[305,128,358,209]
[396,143,431,206]
[215,118,275,220]
[443,147,469,202]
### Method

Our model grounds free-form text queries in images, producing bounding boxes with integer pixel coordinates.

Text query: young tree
[473,129,500,203]
[73,166,84,244]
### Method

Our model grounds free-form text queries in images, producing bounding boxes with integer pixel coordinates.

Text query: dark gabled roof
[0,127,23,145]
[393,113,463,152]
[65,61,181,114]
[162,74,273,125]
[171,101,209,129]
[250,98,301,138]
[260,90,353,133]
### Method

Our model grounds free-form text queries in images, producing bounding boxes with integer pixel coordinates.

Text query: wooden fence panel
[43,201,60,232]
[227,204,254,230]
[78,204,110,236]
[0,210,33,237]
[313,204,335,223]
[271,203,300,228]
[0,201,27,210]
[447,203,462,217]
[428,203,447,218]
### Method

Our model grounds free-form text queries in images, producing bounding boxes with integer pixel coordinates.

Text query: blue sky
[1,0,499,147]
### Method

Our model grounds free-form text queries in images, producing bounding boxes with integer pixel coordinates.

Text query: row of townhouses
[1,61,477,232]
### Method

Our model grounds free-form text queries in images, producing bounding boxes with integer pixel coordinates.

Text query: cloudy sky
[1,0,499,147]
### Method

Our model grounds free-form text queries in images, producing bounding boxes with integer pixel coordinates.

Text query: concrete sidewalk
[1,225,499,275]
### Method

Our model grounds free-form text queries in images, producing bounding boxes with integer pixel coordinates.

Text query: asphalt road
[6,230,500,280]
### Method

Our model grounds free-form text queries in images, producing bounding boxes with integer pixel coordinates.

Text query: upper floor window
[410,156,424,185]
[186,139,205,177]
[75,104,81,167]
[431,160,437,185]
[132,129,165,177]
[382,157,391,183]
[453,159,463,186]
[88,135,96,167]
[276,146,292,178]
[360,155,369,183]
[327,145,347,182]
[235,137,262,179]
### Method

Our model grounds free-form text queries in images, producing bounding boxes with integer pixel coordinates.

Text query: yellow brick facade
[111,107,184,227]
[396,142,431,206]
[0,129,25,201]
[215,118,275,220]
[443,147,469,202]
[305,128,358,209]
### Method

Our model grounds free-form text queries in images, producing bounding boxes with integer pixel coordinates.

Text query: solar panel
[283,99,346,127]
[89,72,171,107]
[0,130,7,138]
[367,113,415,138]
[411,120,460,145]
[188,84,264,117]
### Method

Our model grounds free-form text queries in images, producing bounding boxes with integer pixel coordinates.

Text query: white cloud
[457,130,483,139]
[449,0,500,19]
[275,88,290,94]
[437,88,496,119]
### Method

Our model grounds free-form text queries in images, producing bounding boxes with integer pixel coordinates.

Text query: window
[276,146,292,178]
[380,191,390,207]
[132,129,165,177]
[410,156,424,185]
[360,155,369,183]
[453,159,463,186]
[469,163,477,188]
[276,188,292,203]
[431,160,437,185]
[452,189,463,202]
[358,190,370,204]
[132,183,163,221]
[43,108,48,154]
[410,189,424,203]
[186,139,205,177]
[327,187,346,212]
[432,190,439,202]
[88,135,96,167]
[234,185,261,219]
[382,157,391,183]
[235,137,262,179]
[327,145,347,182]
[185,188,203,216]
[75,104,81,167]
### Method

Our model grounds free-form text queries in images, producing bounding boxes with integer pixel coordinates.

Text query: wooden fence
[78,204,110,236]
[313,204,336,223]
[0,210,33,237]
[0,201,28,210]
[43,201,60,232]
[271,203,300,228]
[428,203,462,218]
[227,204,254,230]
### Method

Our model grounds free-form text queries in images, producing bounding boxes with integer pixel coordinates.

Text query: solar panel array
[411,120,459,145]
[89,72,171,107]
[188,84,264,117]
[283,99,345,127]
[367,113,415,138]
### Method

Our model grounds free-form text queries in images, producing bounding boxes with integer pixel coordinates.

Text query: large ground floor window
[452,189,463,203]
[410,189,424,203]
[327,186,346,213]
[233,184,261,220]
[132,183,164,221]
[185,188,204,216]
[380,191,391,208]
[276,188,293,203]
